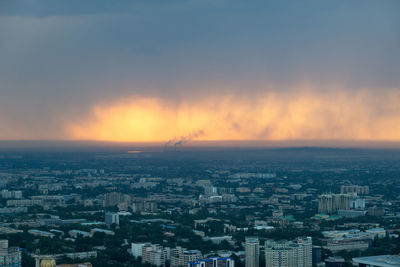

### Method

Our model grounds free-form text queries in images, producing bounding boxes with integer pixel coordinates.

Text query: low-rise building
[189,257,234,267]
[90,228,114,236]
[325,257,345,267]
[353,255,400,267]
[7,199,42,207]
[337,209,367,218]
[68,230,91,238]
[28,229,55,238]
[0,240,21,267]
[322,228,386,252]
[365,228,386,238]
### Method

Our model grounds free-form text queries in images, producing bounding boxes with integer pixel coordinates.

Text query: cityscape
[1,0,400,267]
[0,147,399,267]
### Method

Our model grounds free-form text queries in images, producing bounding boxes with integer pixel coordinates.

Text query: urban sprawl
[0,148,399,267]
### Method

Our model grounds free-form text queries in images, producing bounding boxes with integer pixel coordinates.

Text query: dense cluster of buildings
[189,257,234,267]
[244,237,313,267]
[321,228,386,253]
[317,193,366,214]
[129,243,204,267]
[130,236,313,267]
[0,150,398,267]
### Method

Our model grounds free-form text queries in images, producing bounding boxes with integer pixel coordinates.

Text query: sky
[0,0,400,144]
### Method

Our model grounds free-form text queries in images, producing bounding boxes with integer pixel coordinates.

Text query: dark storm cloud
[0,0,186,17]
[0,0,399,139]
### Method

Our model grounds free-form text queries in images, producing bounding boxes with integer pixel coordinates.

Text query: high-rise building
[142,244,167,266]
[189,256,234,267]
[349,197,365,209]
[104,192,131,207]
[131,201,158,213]
[318,194,351,214]
[204,186,218,197]
[131,243,149,258]
[264,237,312,267]
[245,237,259,267]
[296,237,312,267]
[340,185,369,195]
[312,246,322,265]
[183,250,202,267]
[368,206,385,216]
[0,240,21,267]
[170,246,185,267]
[170,247,202,267]
[105,212,119,226]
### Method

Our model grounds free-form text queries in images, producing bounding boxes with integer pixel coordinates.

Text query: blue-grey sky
[0,0,399,141]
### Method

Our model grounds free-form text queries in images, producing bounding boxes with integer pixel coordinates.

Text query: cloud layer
[0,1,399,142]
[68,88,400,142]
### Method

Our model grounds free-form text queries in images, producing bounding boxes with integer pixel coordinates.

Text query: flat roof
[353,255,400,267]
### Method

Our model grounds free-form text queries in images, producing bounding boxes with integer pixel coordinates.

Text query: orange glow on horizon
[68,89,400,142]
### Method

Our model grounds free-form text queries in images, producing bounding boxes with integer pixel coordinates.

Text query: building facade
[142,244,168,266]
[245,237,259,267]
[105,212,119,226]
[131,243,148,258]
[318,194,351,214]
[340,185,369,195]
[0,240,21,267]
[104,192,130,207]
[189,257,234,267]
[264,237,312,267]
[171,247,202,267]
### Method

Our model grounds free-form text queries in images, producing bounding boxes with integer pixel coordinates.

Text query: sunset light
[69,89,400,142]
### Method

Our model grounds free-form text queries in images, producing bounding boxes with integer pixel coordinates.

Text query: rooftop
[353,255,400,267]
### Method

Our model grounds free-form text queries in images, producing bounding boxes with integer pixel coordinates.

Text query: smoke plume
[164,130,205,151]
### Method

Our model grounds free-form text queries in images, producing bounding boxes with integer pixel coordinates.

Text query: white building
[264,237,312,267]
[131,243,148,258]
[245,237,259,267]
[142,244,168,266]
[170,247,202,267]
[350,198,365,209]
[365,228,386,238]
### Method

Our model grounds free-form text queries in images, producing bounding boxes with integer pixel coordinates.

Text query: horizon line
[0,139,400,149]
